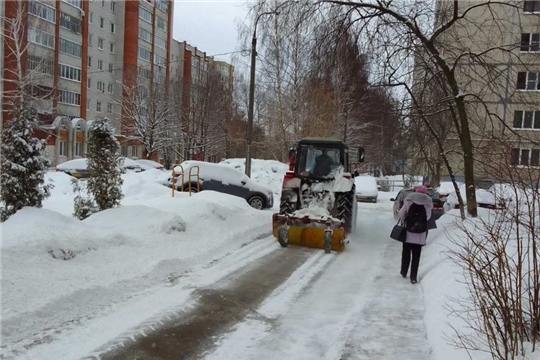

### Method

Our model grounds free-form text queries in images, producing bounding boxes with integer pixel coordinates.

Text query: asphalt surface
[99,245,318,360]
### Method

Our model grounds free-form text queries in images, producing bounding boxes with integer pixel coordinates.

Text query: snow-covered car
[443,184,505,212]
[135,159,165,171]
[436,181,463,200]
[56,157,142,178]
[165,161,274,210]
[354,175,378,202]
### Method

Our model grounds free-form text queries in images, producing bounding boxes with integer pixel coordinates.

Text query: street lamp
[245,10,279,177]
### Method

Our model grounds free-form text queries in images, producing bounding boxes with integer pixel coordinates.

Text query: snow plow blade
[272,213,346,252]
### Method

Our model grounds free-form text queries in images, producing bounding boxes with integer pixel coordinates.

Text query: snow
[134,158,165,170]
[55,157,142,171]
[1,160,537,360]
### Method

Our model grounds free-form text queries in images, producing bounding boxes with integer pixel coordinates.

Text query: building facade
[412,0,540,183]
[1,0,174,166]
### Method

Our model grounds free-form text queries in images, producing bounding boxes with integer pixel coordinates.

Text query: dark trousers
[401,242,423,280]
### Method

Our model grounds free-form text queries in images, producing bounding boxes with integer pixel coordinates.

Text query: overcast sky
[173,0,252,63]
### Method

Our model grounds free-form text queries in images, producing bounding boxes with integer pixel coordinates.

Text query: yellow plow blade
[272,213,346,252]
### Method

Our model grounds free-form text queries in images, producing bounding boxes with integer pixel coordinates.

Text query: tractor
[272,137,365,253]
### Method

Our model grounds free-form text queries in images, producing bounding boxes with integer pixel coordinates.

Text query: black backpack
[406,203,427,233]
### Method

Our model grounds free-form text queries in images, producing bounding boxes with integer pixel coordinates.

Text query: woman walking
[399,186,433,284]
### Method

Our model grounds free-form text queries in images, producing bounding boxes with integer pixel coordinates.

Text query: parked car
[164,161,274,210]
[56,157,142,179]
[354,175,378,202]
[135,159,165,171]
[443,184,505,212]
[390,187,445,220]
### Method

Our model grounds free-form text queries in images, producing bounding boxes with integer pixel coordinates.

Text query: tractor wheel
[278,226,289,247]
[279,200,295,214]
[336,189,357,234]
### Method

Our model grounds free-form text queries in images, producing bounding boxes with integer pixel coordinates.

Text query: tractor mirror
[358,147,365,163]
[288,147,296,171]
[288,147,296,159]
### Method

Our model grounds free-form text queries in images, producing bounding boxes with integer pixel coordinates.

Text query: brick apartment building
[411,0,540,183]
[1,0,174,166]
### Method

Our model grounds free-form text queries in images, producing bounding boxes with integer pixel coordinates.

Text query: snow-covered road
[203,205,432,360]
[91,203,432,360]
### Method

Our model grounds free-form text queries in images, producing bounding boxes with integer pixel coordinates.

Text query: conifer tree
[86,118,123,210]
[0,95,52,222]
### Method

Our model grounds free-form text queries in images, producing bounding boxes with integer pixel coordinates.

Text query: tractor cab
[289,138,363,181]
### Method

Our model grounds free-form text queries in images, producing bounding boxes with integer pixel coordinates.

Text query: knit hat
[415,186,428,194]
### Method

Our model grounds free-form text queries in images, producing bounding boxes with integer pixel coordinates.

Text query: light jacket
[398,192,433,246]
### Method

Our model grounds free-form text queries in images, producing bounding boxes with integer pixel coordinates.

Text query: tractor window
[297,145,341,178]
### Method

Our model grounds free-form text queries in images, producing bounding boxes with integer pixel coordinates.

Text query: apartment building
[178,41,210,160]
[412,0,540,182]
[1,0,174,165]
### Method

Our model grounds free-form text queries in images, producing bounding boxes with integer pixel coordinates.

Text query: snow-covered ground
[1,162,536,359]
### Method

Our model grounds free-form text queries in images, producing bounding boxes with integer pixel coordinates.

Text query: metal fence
[377,179,423,192]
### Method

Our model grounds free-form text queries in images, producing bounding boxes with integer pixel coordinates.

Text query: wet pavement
[99,246,318,360]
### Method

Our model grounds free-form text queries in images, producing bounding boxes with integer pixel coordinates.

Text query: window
[59,38,82,57]
[517,71,540,90]
[110,22,115,33]
[108,63,114,73]
[87,77,92,88]
[86,99,91,111]
[139,6,153,23]
[88,56,92,67]
[98,60,103,70]
[138,66,151,79]
[110,42,115,54]
[138,47,151,61]
[58,90,81,106]
[514,110,540,129]
[524,1,540,13]
[521,33,540,52]
[511,148,540,167]
[27,55,54,75]
[97,81,105,92]
[100,17,104,28]
[75,142,82,157]
[29,1,56,23]
[58,63,82,82]
[155,35,167,49]
[156,0,168,12]
[96,101,102,112]
[156,16,166,31]
[28,27,55,49]
[138,27,152,42]
[60,12,81,33]
[98,38,104,50]
[100,0,105,7]
[108,83,114,93]
[107,103,113,114]
[59,141,67,156]
[154,54,166,67]
[62,0,82,9]
[110,1,116,12]
[88,34,93,46]
[89,12,93,24]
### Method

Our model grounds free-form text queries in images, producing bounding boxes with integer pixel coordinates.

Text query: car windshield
[297,145,342,178]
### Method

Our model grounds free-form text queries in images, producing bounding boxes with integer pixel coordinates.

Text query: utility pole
[245,10,278,177]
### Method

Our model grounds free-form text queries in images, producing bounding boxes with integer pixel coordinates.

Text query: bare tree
[118,66,172,160]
